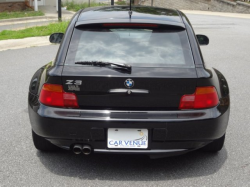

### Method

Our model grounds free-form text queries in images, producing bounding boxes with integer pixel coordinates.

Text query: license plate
[107,128,148,149]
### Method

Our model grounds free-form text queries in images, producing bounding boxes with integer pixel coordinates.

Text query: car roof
[76,6,185,28]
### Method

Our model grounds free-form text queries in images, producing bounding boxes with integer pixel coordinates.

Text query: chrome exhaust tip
[73,144,82,155]
[82,145,92,155]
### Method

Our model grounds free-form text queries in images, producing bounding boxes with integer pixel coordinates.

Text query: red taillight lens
[39,84,79,108]
[179,87,219,110]
[63,92,79,108]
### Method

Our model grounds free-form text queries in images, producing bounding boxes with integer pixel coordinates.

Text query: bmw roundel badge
[124,79,134,88]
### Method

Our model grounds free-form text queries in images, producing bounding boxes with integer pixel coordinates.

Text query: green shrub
[116,1,127,5]
[63,0,105,12]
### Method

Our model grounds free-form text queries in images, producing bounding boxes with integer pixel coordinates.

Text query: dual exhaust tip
[73,144,92,155]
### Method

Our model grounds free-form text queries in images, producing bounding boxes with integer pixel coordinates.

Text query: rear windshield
[65,28,194,68]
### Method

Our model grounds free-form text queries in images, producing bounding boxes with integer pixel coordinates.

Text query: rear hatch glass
[65,27,194,68]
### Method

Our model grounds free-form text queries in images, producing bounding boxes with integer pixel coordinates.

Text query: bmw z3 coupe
[28,6,230,158]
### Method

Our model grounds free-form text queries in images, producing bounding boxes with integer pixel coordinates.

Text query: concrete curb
[0,36,51,52]
[0,18,58,27]
[0,16,57,23]
[0,16,72,28]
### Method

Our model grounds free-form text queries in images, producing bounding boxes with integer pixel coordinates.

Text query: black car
[28,6,230,158]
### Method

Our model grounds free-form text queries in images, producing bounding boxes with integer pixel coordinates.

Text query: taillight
[39,84,79,108]
[179,86,219,110]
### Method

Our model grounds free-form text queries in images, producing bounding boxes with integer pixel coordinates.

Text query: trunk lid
[62,66,197,110]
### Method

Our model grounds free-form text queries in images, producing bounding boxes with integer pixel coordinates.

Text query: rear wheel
[201,134,225,152]
[32,130,58,151]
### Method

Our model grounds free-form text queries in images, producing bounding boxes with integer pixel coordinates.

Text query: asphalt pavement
[0,13,250,187]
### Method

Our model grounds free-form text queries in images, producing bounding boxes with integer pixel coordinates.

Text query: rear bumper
[29,103,229,156]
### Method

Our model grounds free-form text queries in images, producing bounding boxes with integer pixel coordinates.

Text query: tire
[32,130,58,151]
[201,134,225,152]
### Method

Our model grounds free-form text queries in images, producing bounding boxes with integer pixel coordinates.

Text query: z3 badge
[66,80,82,91]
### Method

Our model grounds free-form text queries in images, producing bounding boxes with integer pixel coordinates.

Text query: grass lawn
[0,10,44,20]
[0,21,69,40]
[63,1,106,12]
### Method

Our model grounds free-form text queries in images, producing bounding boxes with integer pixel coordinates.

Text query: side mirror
[49,33,64,44]
[196,35,209,45]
